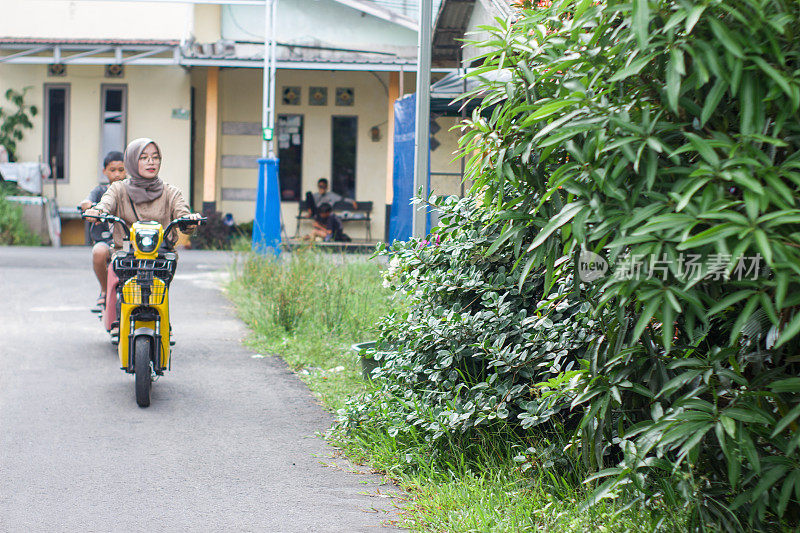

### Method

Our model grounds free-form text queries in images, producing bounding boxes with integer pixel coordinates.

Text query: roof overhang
[0,39,180,66]
[0,38,460,72]
[182,57,456,72]
[0,38,462,72]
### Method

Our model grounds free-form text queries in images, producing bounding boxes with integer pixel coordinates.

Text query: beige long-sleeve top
[95,179,192,249]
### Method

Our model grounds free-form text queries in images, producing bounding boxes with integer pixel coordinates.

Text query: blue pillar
[252,157,281,255]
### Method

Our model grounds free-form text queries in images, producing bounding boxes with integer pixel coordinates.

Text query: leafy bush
[0,88,37,160]
[342,196,600,444]
[189,210,236,250]
[0,192,40,245]
[344,0,800,529]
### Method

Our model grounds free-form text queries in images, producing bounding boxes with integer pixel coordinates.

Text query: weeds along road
[0,247,399,532]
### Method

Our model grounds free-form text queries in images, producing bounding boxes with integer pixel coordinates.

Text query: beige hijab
[124,138,164,204]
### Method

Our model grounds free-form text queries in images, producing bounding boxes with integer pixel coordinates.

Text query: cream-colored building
[0,0,468,244]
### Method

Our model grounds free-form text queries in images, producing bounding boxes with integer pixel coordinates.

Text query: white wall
[221,1,416,51]
[0,0,192,41]
[0,64,192,210]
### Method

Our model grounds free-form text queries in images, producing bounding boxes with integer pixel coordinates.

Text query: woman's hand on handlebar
[171,213,206,233]
[181,213,205,231]
[82,207,105,223]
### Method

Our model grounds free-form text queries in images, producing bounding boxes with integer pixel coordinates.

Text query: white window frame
[99,84,128,179]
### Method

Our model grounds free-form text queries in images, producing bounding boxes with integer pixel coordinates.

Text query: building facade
[0,0,468,244]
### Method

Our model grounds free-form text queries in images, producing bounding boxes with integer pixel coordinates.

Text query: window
[44,84,69,181]
[100,85,127,174]
[277,114,303,201]
[331,116,357,199]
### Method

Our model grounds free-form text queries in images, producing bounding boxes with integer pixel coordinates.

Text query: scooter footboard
[104,267,119,332]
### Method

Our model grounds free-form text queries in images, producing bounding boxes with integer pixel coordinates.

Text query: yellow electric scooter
[82,212,205,407]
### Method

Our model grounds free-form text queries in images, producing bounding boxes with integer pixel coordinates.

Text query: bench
[295,200,373,241]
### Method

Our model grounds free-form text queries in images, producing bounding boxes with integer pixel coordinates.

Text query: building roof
[0,38,179,46]
[0,38,180,66]
[432,0,476,68]
[0,36,441,71]
[432,0,515,67]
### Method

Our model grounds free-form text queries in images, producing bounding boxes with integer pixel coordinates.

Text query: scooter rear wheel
[134,337,152,407]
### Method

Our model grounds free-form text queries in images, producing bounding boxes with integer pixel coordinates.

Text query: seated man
[304,177,356,216]
[311,202,349,242]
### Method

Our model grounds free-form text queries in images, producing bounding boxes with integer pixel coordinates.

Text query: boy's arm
[339,192,357,209]
[79,185,102,211]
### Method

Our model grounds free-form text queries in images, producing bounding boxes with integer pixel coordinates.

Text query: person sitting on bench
[304,177,356,216]
[311,202,349,242]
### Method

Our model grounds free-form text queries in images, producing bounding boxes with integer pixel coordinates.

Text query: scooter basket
[120,276,167,306]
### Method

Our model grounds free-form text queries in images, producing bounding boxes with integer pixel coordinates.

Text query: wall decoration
[335,87,354,106]
[309,87,327,106]
[105,64,124,78]
[282,86,300,105]
[47,64,66,77]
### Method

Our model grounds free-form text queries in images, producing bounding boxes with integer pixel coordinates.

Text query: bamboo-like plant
[455,0,800,528]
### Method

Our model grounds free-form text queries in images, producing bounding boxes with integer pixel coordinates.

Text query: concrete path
[0,247,400,532]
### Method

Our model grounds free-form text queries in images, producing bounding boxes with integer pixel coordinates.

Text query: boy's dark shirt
[314,212,343,241]
[86,184,112,244]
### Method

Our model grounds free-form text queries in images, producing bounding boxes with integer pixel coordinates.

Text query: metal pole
[261,0,275,158]
[412,0,432,239]
[51,156,58,201]
[268,0,277,157]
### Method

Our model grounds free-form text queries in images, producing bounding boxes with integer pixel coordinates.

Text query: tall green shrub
[455,0,800,528]
[343,0,800,529]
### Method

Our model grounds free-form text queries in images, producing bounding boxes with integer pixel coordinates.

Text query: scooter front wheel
[134,337,152,407]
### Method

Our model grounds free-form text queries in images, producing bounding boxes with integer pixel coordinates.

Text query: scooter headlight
[135,229,159,253]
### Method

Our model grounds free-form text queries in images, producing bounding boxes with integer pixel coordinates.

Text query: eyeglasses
[139,155,161,163]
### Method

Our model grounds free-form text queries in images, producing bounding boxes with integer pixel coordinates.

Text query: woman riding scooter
[84,138,202,335]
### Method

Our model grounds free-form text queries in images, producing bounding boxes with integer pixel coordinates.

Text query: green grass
[332,423,684,532]
[227,248,392,410]
[227,248,683,532]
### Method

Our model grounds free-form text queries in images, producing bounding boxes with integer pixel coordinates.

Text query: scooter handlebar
[80,211,131,236]
[165,215,207,235]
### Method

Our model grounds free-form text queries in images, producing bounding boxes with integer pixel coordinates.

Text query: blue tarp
[388,94,430,243]
[252,157,281,255]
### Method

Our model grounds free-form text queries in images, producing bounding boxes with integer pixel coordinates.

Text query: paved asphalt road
[0,247,400,532]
